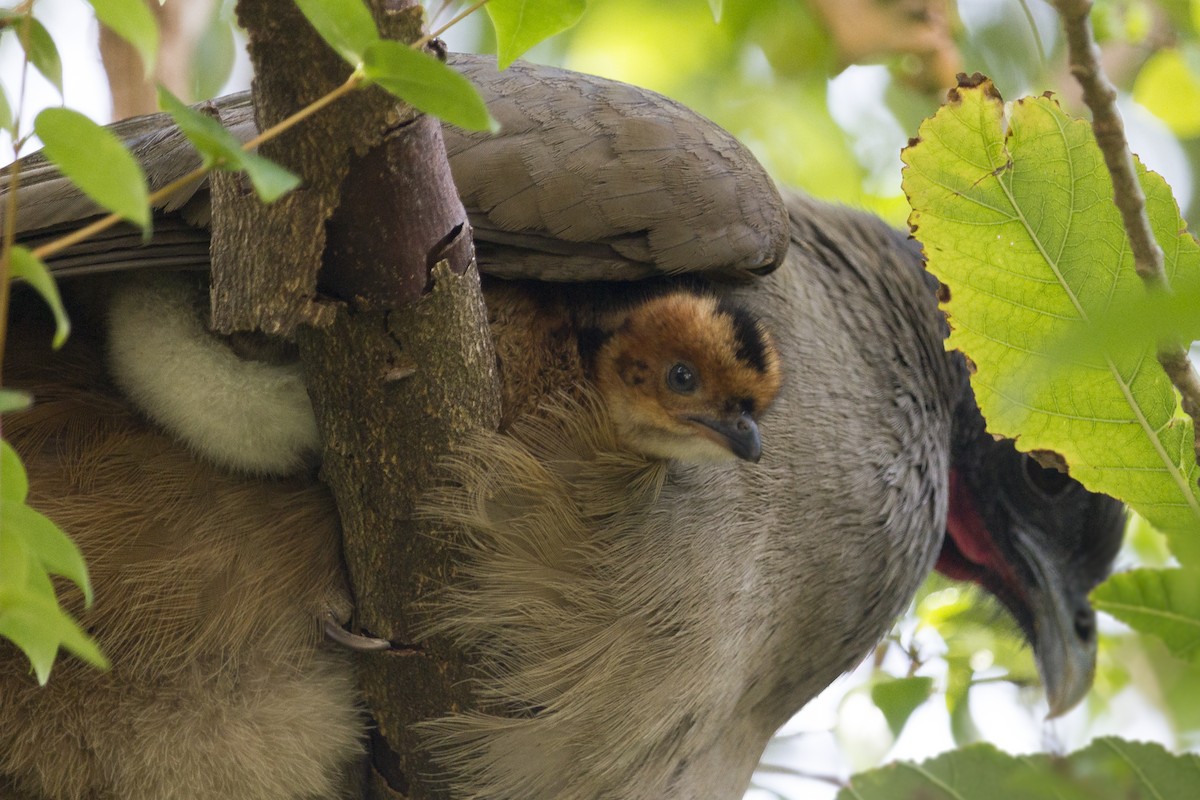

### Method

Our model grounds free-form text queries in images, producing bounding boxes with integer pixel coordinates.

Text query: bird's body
[419,192,959,799]
[0,57,1123,800]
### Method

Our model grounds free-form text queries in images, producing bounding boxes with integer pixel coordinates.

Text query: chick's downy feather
[1,317,361,800]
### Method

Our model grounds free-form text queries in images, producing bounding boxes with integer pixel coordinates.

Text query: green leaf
[4,503,94,607]
[869,676,934,738]
[842,743,1041,800]
[0,505,34,594]
[1093,567,1200,660]
[1069,738,1200,799]
[238,150,301,203]
[0,603,61,685]
[1041,285,1200,375]
[0,81,12,134]
[88,0,159,76]
[0,594,108,683]
[0,446,107,680]
[839,739,1200,800]
[18,17,63,94]
[902,78,1200,566]
[158,87,300,202]
[1,440,29,503]
[157,86,243,167]
[8,246,70,348]
[191,10,237,100]
[292,0,379,65]
[0,390,32,414]
[706,0,723,23]
[34,108,150,229]
[362,40,497,132]
[50,606,108,669]
[487,0,586,69]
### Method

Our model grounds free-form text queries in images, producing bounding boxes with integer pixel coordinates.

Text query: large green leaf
[902,78,1200,566]
[293,0,379,65]
[158,88,300,202]
[1093,567,1200,660]
[34,108,150,229]
[839,739,1200,800]
[361,41,497,131]
[487,0,586,69]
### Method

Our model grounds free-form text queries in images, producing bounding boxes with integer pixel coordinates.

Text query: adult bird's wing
[2,54,789,284]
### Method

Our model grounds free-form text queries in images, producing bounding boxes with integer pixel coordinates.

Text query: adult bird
[0,57,1123,800]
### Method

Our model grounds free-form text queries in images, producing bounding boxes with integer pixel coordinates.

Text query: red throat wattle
[936,469,1016,589]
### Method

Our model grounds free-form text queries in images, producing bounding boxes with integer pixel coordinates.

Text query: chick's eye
[1023,454,1072,497]
[666,362,696,394]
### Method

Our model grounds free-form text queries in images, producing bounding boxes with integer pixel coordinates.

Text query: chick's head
[593,291,782,462]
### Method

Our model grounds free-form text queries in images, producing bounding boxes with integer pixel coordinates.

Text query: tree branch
[1054,0,1200,461]
[224,1,499,796]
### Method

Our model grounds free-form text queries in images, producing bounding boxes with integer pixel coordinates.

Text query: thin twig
[1016,0,1048,67]
[31,164,207,261]
[242,72,361,152]
[429,0,455,27]
[0,10,37,379]
[413,0,490,50]
[1054,0,1200,461]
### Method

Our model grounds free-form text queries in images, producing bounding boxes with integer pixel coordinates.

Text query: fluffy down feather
[106,275,321,475]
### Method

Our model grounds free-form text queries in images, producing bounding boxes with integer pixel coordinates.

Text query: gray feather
[414,191,957,799]
[2,55,788,284]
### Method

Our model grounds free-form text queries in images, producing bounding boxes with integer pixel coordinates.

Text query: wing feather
[1,55,788,283]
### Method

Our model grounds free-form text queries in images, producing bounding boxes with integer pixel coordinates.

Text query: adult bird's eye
[1023,454,1072,497]
[666,362,697,394]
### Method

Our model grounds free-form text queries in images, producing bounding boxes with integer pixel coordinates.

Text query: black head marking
[576,326,615,370]
[716,297,771,373]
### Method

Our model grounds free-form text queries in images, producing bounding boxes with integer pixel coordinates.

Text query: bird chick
[101,277,781,476]
[586,291,781,463]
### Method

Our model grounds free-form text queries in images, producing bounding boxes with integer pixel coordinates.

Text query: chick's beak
[690,412,761,462]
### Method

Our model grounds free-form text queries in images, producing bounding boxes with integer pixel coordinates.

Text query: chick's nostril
[736,418,751,432]
[1074,607,1095,641]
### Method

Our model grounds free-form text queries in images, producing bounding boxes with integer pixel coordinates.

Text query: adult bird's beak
[1007,525,1098,718]
[940,464,1124,718]
[691,412,762,462]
